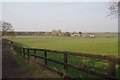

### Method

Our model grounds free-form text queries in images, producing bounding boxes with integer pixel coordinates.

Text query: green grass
[11,49,44,77]
[8,36,118,56]
[11,48,60,78]
[7,36,119,78]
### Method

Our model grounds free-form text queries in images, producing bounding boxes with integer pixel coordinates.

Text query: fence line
[3,39,120,79]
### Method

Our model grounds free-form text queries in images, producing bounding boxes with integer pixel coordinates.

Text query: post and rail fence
[3,39,120,80]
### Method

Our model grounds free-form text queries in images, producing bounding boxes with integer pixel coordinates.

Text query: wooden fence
[3,39,120,79]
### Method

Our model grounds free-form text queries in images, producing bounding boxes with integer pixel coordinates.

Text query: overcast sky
[0,1,118,32]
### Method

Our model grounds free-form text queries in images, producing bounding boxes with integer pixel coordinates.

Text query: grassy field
[8,36,118,56]
[6,35,119,78]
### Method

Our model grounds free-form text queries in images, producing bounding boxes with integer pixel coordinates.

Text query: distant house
[89,34,95,38]
[82,33,95,38]
[71,33,82,37]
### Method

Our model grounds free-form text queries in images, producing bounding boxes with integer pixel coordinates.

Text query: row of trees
[44,30,73,36]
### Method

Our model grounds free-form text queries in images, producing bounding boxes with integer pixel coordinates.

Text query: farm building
[82,33,95,38]
[71,32,82,37]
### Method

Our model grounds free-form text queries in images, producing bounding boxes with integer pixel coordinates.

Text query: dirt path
[2,40,60,79]
[2,40,33,78]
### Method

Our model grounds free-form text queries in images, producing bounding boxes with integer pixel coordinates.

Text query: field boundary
[3,39,120,79]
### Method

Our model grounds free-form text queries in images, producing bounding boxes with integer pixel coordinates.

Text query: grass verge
[11,47,60,78]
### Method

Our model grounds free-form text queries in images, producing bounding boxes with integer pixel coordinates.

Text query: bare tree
[1,21,14,32]
[51,29,63,36]
[64,32,71,36]
[0,21,15,36]
[79,31,82,36]
[108,0,120,16]
[51,30,58,36]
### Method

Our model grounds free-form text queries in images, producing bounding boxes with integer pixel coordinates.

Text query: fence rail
[3,39,120,79]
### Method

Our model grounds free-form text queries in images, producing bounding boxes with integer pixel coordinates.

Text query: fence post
[44,50,47,65]
[17,47,20,55]
[108,61,116,78]
[64,53,68,79]
[20,48,22,55]
[34,50,36,59]
[64,53,68,70]
[27,49,30,60]
[23,48,25,57]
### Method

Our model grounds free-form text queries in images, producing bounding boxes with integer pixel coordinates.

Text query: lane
[2,40,32,78]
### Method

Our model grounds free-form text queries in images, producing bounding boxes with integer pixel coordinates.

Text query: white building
[89,34,95,38]
[71,33,81,37]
